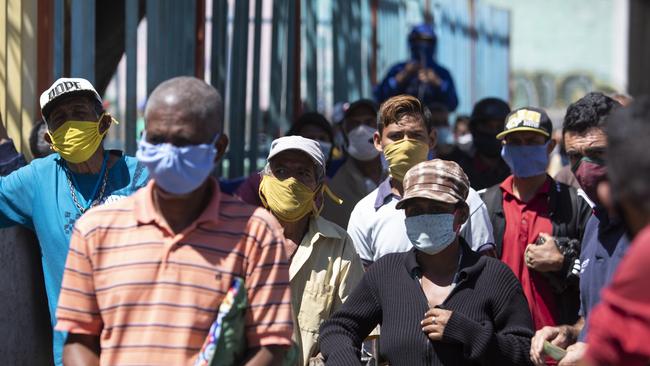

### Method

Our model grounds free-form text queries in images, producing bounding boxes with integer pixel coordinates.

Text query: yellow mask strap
[323,185,343,205]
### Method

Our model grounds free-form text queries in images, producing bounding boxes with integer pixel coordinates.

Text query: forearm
[63,334,100,366]
[443,311,531,364]
[570,317,585,339]
[242,346,287,366]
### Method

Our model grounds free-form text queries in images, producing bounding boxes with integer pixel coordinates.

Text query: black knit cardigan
[320,241,534,366]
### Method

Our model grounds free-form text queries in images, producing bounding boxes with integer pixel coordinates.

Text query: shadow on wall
[512,72,618,109]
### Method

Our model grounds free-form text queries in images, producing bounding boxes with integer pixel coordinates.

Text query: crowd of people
[1,23,650,366]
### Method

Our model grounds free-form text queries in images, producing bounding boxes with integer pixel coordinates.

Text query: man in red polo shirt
[481,107,592,330]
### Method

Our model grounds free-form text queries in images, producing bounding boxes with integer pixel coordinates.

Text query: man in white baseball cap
[258,135,364,365]
[0,77,149,365]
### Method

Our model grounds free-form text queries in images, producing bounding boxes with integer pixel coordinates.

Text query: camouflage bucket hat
[396,159,470,211]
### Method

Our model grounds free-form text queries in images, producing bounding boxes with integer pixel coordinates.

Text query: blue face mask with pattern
[136,132,220,195]
[501,142,549,178]
[404,213,456,255]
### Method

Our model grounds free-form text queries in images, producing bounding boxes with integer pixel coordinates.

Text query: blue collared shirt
[578,206,630,341]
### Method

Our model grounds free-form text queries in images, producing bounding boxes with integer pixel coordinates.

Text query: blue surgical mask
[404,213,456,255]
[136,133,220,195]
[501,142,549,178]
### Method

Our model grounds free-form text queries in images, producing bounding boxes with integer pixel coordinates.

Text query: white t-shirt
[347,178,495,263]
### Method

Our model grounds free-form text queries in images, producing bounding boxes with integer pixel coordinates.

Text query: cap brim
[268,147,322,169]
[396,191,466,210]
[42,90,102,120]
[496,127,550,140]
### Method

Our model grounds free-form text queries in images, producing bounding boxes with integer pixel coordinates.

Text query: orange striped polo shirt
[56,178,293,365]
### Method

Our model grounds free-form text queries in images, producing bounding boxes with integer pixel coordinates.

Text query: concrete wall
[483,0,629,110]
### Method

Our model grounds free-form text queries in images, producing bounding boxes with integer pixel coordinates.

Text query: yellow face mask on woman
[259,175,318,223]
[383,138,430,182]
[47,113,113,164]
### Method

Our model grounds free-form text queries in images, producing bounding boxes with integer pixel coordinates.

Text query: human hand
[418,68,441,87]
[525,233,564,272]
[421,308,453,341]
[404,61,420,75]
[557,342,587,366]
[530,326,576,365]
[395,62,420,85]
[308,353,325,366]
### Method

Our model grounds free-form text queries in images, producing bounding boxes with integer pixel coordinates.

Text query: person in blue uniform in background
[374,23,458,112]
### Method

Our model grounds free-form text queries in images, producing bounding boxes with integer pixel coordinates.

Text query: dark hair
[563,92,620,135]
[469,97,510,130]
[378,95,432,134]
[29,119,52,159]
[607,96,650,215]
[287,112,334,143]
[454,115,470,132]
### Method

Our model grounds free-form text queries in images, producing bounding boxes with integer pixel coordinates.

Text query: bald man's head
[145,76,223,134]
[144,77,225,146]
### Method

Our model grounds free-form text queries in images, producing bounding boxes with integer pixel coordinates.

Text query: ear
[98,113,112,134]
[429,128,437,151]
[453,206,469,231]
[215,133,229,162]
[373,130,383,152]
[547,138,557,155]
[44,132,53,145]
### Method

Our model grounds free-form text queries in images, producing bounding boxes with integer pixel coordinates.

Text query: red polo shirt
[500,175,558,330]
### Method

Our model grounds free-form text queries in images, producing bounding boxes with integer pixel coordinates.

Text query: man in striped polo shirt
[56,76,293,365]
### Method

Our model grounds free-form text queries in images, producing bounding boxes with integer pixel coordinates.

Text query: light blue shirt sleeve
[347,201,375,264]
[461,187,495,252]
[0,163,35,229]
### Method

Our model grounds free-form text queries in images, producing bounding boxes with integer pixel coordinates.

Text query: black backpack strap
[480,185,506,258]
[549,181,585,241]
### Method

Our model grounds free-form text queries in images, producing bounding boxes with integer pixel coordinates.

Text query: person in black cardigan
[320,159,534,365]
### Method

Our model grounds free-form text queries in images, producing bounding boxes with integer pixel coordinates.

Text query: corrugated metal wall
[346,0,511,115]
[0,0,39,160]
[0,0,510,172]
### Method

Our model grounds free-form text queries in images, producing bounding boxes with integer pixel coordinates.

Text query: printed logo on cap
[47,81,88,101]
[505,109,541,130]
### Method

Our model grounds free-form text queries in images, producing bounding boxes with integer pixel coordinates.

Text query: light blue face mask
[136,132,220,195]
[501,142,549,178]
[404,213,456,255]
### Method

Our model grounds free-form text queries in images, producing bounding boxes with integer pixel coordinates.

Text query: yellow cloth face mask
[383,138,430,182]
[259,175,317,223]
[47,113,112,164]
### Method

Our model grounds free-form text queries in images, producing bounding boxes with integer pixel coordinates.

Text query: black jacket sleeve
[441,263,534,365]
[319,270,382,366]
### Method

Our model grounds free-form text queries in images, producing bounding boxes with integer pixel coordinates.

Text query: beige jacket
[290,216,365,365]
